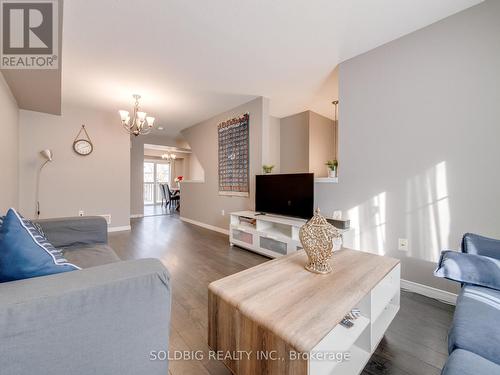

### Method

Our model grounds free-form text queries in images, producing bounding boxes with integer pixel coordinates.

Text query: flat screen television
[255,173,314,219]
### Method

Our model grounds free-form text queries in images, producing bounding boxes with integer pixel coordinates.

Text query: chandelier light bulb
[137,111,147,122]
[119,110,129,122]
[146,116,155,126]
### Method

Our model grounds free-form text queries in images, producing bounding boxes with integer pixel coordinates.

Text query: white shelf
[315,177,339,183]
[230,211,304,258]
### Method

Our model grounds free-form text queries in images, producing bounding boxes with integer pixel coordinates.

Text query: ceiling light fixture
[161,153,177,161]
[119,94,155,136]
[157,126,164,131]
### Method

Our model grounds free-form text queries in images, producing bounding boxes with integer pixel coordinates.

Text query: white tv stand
[229,211,307,258]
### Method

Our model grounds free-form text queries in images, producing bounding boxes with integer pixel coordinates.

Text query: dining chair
[166,184,180,210]
[159,183,168,207]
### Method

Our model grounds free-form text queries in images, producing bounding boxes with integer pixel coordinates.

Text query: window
[144,161,171,205]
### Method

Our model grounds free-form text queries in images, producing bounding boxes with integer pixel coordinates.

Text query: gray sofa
[0,216,171,375]
[439,233,500,374]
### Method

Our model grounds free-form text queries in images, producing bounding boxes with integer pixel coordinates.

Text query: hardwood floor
[109,214,454,375]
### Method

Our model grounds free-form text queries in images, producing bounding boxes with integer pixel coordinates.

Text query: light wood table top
[209,248,400,353]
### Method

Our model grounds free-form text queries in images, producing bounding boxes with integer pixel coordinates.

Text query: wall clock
[73,125,94,156]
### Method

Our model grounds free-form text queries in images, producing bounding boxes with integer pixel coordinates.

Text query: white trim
[130,214,144,219]
[180,217,229,235]
[401,279,457,305]
[108,225,131,233]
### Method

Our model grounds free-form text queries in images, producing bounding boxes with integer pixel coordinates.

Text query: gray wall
[309,111,335,177]
[280,111,309,174]
[316,0,500,293]
[130,134,178,216]
[279,110,335,176]
[180,97,267,230]
[0,73,19,213]
[18,106,131,228]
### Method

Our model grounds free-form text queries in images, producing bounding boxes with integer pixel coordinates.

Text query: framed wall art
[218,113,250,196]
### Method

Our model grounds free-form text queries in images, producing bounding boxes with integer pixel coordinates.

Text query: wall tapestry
[218,113,250,196]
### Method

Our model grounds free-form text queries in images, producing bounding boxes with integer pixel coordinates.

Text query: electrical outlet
[398,238,409,251]
[221,210,225,216]
[78,210,84,217]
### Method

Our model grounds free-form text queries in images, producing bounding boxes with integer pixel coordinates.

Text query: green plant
[262,164,274,173]
[325,160,338,171]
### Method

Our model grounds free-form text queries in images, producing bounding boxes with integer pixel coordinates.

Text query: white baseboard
[180,217,229,235]
[130,214,144,219]
[108,225,131,233]
[401,279,457,305]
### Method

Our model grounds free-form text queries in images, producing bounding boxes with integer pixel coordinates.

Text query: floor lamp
[36,149,53,219]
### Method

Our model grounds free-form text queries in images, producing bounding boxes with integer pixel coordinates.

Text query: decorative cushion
[442,349,500,375]
[462,233,500,260]
[448,285,500,365]
[0,209,80,282]
[434,250,500,291]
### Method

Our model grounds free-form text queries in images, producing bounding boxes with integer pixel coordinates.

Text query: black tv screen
[255,173,314,219]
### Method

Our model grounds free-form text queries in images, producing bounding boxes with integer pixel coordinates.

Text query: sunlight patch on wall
[345,192,387,255]
[406,161,450,262]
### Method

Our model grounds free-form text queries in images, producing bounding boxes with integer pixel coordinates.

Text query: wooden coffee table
[208,249,400,375]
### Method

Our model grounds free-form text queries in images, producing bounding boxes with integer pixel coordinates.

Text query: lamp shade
[40,149,53,161]
[118,110,129,122]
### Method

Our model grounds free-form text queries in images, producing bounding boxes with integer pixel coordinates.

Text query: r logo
[1,0,58,69]
[2,2,52,53]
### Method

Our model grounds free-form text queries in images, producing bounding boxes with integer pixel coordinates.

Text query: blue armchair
[435,233,500,375]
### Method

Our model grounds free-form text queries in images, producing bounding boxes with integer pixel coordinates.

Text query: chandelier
[161,153,177,161]
[119,94,155,136]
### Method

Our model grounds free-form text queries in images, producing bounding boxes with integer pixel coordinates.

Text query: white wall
[19,106,131,228]
[316,0,500,293]
[180,97,267,230]
[0,73,19,213]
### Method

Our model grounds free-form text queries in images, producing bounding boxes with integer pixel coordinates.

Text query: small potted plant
[262,165,274,174]
[325,160,338,178]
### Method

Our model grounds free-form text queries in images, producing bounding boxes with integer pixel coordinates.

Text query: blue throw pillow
[0,208,80,282]
[434,250,500,291]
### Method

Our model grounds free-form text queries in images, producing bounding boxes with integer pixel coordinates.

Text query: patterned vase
[299,208,341,274]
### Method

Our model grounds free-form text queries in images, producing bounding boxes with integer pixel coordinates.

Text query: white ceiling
[62,0,482,136]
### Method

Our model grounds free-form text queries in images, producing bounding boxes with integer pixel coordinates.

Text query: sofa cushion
[462,233,500,260]
[442,349,500,375]
[449,285,500,365]
[435,250,500,291]
[62,244,121,269]
[0,209,80,282]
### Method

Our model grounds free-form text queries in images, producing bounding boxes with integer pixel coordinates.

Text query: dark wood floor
[109,214,454,375]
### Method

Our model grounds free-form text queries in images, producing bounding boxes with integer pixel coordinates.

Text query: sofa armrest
[462,233,500,260]
[34,216,108,248]
[0,259,171,375]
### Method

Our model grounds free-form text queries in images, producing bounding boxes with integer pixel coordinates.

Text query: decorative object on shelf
[218,113,250,197]
[73,125,93,156]
[299,208,342,274]
[326,159,338,178]
[262,164,274,174]
[118,94,155,136]
[35,149,53,219]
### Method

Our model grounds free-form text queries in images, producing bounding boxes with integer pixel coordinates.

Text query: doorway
[144,160,171,216]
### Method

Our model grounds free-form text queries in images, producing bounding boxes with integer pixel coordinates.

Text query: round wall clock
[73,125,94,156]
[73,139,93,156]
